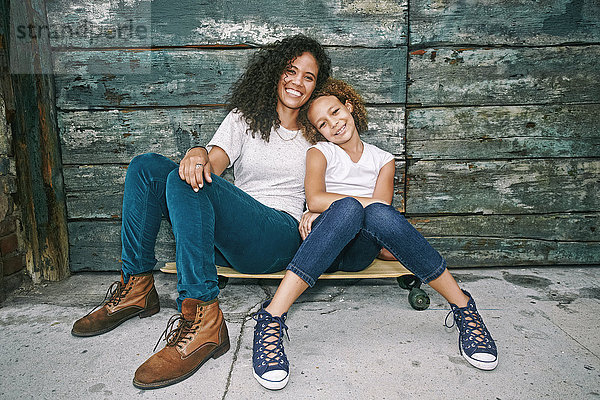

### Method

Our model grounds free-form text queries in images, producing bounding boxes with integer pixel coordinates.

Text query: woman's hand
[299,211,320,240]
[179,147,213,192]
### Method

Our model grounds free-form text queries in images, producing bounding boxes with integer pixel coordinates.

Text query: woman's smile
[285,88,302,97]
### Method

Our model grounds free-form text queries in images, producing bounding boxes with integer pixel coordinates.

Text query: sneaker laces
[445,306,494,352]
[153,313,199,352]
[253,312,289,367]
[83,280,131,317]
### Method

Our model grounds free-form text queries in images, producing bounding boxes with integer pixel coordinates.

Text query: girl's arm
[305,148,394,213]
[371,159,395,205]
[372,159,397,261]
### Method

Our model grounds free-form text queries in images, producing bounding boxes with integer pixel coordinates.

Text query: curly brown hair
[227,35,331,142]
[299,78,368,144]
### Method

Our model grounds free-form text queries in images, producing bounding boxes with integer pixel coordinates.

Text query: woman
[70,34,331,390]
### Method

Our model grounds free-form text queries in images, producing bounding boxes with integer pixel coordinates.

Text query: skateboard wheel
[218,276,229,289]
[408,288,430,311]
[397,275,420,290]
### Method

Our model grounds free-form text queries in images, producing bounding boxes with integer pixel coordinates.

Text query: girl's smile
[307,95,358,146]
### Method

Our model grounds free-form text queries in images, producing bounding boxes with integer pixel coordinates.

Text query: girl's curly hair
[227,35,331,142]
[299,78,368,144]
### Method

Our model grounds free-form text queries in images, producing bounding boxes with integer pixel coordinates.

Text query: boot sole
[132,340,231,390]
[71,305,160,337]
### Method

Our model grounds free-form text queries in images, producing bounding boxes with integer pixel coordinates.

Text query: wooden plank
[392,160,405,212]
[429,237,600,267]
[410,0,600,46]
[68,220,175,272]
[58,106,405,165]
[63,164,128,220]
[364,107,405,156]
[46,0,408,48]
[63,159,405,219]
[63,163,234,219]
[408,46,600,106]
[58,108,229,164]
[406,104,600,160]
[408,213,600,242]
[5,0,69,282]
[406,159,600,214]
[53,49,249,107]
[69,220,599,271]
[54,47,407,108]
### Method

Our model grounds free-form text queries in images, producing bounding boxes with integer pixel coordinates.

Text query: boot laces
[153,313,199,352]
[253,312,289,367]
[83,280,130,317]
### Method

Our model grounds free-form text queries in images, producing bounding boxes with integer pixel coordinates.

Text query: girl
[252,79,498,390]
[72,35,332,390]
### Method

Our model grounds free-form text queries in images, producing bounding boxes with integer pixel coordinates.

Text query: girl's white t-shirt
[206,110,311,221]
[310,141,394,197]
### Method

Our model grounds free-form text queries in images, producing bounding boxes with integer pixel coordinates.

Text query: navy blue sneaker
[445,290,498,370]
[252,301,290,390]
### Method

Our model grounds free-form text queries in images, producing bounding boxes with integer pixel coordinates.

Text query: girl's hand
[299,211,321,240]
[179,147,213,192]
[377,247,397,261]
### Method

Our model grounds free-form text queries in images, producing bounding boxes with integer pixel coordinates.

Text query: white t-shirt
[206,110,311,221]
[311,141,394,197]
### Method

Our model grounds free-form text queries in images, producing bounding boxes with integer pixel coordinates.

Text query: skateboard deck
[161,259,430,310]
[161,258,410,278]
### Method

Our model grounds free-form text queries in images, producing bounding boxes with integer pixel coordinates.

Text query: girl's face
[276,52,319,111]
[308,95,357,145]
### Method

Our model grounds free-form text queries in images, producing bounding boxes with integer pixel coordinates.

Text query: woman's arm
[305,148,392,213]
[207,146,230,176]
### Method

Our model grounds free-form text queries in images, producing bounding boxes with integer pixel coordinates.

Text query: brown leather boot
[133,298,230,390]
[71,271,160,337]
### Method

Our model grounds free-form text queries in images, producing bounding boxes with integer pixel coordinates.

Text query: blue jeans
[287,197,446,287]
[121,153,302,309]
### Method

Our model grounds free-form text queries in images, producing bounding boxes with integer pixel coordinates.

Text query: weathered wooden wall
[46,0,600,271]
[2,0,69,282]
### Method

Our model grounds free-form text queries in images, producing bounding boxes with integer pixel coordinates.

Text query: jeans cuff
[287,263,316,287]
[420,258,447,284]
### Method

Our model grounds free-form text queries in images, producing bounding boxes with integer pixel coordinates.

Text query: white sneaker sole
[253,370,289,390]
[460,341,498,370]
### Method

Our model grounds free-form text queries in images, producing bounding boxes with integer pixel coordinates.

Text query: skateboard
[161,259,430,310]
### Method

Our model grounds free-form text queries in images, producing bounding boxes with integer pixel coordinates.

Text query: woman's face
[308,95,357,145]
[276,52,319,111]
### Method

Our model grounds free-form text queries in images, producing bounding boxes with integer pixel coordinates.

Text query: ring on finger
[195,163,203,169]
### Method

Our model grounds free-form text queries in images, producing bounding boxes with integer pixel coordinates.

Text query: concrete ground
[0,267,599,400]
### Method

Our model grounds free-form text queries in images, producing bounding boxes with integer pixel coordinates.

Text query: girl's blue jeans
[287,197,447,287]
[120,153,302,309]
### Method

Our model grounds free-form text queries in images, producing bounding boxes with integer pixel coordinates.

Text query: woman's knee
[166,168,192,194]
[165,170,224,203]
[128,153,177,181]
